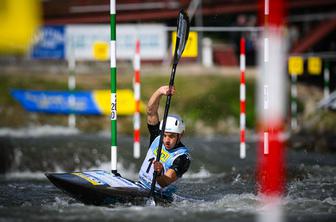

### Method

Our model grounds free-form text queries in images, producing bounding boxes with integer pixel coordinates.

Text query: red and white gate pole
[240,37,246,159]
[133,39,141,159]
[257,0,286,221]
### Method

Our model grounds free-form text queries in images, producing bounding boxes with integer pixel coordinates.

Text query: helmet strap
[175,133,183,147]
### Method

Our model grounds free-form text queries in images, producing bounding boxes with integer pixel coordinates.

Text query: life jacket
[138,136,189,190]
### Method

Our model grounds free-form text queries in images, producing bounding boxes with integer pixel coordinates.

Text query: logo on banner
[31,26,65,59]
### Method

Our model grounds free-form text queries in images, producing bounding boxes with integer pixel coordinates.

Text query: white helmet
[159,114,185,134]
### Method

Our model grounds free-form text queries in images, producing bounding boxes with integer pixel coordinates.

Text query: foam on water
[175,192,259,213]
[323,197,336,206]
[282,197,336,217]
[4,164,75,179]
[3,161,139,181]
[175,191,335,218]
[0,125,80,137]
[183,166,212,179]
[97,130,110,138]
[1,129,335,221]
[4,171,46,179]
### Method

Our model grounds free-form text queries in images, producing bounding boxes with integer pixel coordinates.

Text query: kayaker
[138,85,191,189]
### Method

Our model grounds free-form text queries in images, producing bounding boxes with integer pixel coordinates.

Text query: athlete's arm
[156,169,178,188]
[147,123,160,145]
[153,155,190,188]
[147,85,175,126]
[154,161,177,187]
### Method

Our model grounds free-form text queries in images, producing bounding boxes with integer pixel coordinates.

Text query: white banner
[66,25,109,61]
[66,24,167,61]
[117,24,167,59]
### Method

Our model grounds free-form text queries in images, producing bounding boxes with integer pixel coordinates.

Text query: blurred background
[1,0,336,140]
[1,0,336,139]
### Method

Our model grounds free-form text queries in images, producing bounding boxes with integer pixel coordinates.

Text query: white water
[1,127,336,221]
[0,125,80,137]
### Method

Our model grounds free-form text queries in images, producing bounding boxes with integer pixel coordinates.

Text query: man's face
[163,132,180,149]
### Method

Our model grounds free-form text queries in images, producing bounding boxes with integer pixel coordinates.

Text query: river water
[0,126,335,222]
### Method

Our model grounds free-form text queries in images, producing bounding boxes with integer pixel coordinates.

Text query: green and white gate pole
[288,56,303,131]
[290,73,298,130]
[110,0,118,174]
[324,61,330,99]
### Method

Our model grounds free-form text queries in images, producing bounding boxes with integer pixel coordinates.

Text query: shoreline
[1,63,336,152]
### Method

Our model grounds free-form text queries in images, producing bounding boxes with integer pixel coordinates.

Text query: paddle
[148,9,190,204]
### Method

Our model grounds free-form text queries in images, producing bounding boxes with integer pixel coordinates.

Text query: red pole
[133,39,141,159]
[257,0,286,197]
[240,37,246,159]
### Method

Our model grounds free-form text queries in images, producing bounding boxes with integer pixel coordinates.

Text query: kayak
[45,170,173,206]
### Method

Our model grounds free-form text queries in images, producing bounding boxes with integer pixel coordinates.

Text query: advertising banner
[31,26,65,59]
[30,24,167,61]
[66,24,167,60]
[66,25,109,61]
[11,89,144,116]
[117,24,167,60]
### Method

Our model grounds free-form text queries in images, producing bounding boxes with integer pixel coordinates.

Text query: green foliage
[140,75,256,131]
[0,72,256,134]
[174,76,255,128]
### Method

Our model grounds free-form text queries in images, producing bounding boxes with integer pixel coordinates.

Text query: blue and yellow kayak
[45,170,173,206]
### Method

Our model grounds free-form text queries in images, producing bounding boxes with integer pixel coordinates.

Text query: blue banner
[31,26,65,59]
[11,89,101,115]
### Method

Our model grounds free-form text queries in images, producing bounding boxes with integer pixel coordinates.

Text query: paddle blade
[174,9,190,64]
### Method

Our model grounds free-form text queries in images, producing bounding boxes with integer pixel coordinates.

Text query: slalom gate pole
[257,0,286,221]
[133,39,141,159]
[324,61,330,99]
[110,0,118,174]
[257,0,286,197]
[240,37,246,159]
[291,73,298,130]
